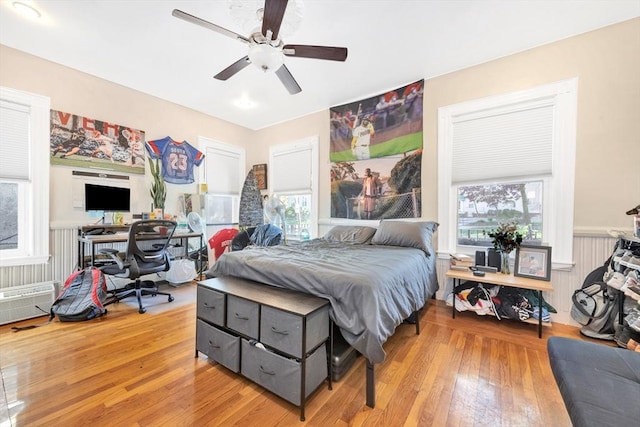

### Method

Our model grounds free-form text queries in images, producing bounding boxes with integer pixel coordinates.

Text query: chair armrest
[99,248,124,269]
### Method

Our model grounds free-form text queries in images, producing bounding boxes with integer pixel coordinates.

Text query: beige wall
[1,17,638,232]
[257,17,640,235]
[422,17,640,234]
[0,45,254,226]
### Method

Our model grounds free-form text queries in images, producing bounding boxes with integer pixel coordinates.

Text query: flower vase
[501,251,511,275]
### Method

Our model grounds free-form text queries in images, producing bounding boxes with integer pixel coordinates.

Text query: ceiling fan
[172,0,348,95]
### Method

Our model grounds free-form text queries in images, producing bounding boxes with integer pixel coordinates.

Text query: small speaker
[487,248,501,272]
[476,265,498,273]
[475,251,486,266]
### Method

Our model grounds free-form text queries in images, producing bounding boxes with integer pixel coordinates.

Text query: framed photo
[253,163,267,190]
[515,245,552,281]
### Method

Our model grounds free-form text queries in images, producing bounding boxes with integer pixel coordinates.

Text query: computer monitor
[84,184,131,212]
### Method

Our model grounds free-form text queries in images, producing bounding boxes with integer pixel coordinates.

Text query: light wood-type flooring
[0,282,602,426]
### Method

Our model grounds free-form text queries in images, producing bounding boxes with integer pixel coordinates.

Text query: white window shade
[205,147,241,194]
[452,103,553,183]
[272,147,312,193]
[0,100,30,181]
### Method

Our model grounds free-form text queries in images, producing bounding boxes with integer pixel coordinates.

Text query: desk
[445,269,554,338]
[77,227,204,276]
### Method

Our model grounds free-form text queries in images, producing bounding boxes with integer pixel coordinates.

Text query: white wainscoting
[0,227,76,290]
[0,229,619,326]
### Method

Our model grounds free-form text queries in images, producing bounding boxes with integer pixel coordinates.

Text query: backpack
[571,262,619,340]
[12,267,109,331]
[51,267,108,322]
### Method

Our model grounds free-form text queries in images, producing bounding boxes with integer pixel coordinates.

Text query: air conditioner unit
[0,282,56,325]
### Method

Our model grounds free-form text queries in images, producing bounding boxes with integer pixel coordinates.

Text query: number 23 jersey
[145,137,204,184]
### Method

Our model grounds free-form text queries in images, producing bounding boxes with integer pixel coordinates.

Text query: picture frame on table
[514,245,552,281]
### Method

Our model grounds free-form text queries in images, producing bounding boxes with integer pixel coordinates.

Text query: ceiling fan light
[248,44,283,73]
[228,0,304,39]
[12,1,41,19]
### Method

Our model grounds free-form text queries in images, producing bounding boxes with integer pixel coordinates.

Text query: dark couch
[547,336,640,427]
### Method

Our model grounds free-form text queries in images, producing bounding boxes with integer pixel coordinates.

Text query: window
[278,194,312,240]
[438,78,577,270]
[269,136,319,240]
[456,181,543,246]
[198,137,245,226]
[0,86,51,267]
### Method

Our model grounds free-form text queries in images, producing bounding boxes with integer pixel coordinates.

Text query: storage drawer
[226,295,259,339]
[196,320,240,373]
[197,286,225,326]
[241,339,327,406]
[261,305,329,358]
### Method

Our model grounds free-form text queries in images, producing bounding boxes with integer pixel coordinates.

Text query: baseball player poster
[329,80,423,220]
[50,109,146,174]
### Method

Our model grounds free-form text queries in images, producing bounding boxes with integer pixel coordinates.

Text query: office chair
[100,219,177,314]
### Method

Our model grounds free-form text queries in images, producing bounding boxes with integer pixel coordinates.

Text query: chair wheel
[168,296,175,302]
[139,307,146,314]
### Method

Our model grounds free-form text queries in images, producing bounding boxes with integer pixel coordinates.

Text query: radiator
[0,281,57,325]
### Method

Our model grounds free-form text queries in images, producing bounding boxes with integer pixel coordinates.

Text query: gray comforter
[209,239,438,364]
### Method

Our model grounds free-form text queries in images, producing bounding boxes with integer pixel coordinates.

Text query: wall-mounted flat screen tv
[84,184,131,212]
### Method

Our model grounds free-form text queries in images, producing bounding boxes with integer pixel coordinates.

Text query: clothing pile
[447,281,556,322]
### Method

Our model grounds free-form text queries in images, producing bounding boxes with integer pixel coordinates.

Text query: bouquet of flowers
[486,222,523,254]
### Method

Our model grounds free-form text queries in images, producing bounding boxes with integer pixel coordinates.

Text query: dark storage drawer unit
[196,276,332,421]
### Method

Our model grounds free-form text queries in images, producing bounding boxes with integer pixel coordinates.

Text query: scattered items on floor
[447,280,556,323]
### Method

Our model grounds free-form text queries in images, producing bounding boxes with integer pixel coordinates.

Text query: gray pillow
[323,225,377,244]
[371,220,438,255]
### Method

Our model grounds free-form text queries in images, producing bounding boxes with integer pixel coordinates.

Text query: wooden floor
[0,284,599,426]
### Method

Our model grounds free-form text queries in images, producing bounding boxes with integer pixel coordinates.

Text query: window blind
[205,147,241,194]
[452,103,553,183]
[0,100,30,181]
[272,146,312,193]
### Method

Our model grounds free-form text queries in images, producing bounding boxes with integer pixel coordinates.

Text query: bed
[208,220,439,406]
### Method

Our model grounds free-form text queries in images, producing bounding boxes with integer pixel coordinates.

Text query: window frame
[437,78,577,270]
[0,86,51,267]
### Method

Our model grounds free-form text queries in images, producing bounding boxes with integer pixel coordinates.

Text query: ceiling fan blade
[283,45,348,61]
[275,64,302,95]
[262,0,288,41]
[214,56,252,81]
[172,9,250,44]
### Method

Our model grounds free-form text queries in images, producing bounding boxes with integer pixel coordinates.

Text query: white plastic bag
[165,259,197,284]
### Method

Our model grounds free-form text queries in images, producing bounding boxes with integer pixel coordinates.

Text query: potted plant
[149,157,166,213]
[486,222,523,274]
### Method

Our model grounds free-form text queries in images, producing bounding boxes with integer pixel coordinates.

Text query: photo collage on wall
[50,109,146,174]
[329,79,424,220]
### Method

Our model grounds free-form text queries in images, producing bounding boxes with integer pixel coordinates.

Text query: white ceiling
[1,0,638,130]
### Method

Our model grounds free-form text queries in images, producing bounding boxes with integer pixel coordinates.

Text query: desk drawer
[240,339,327,406]
[197,286,225,326]
[261,305,329,358]
[196,320,240,373]
[226,295,259,339]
